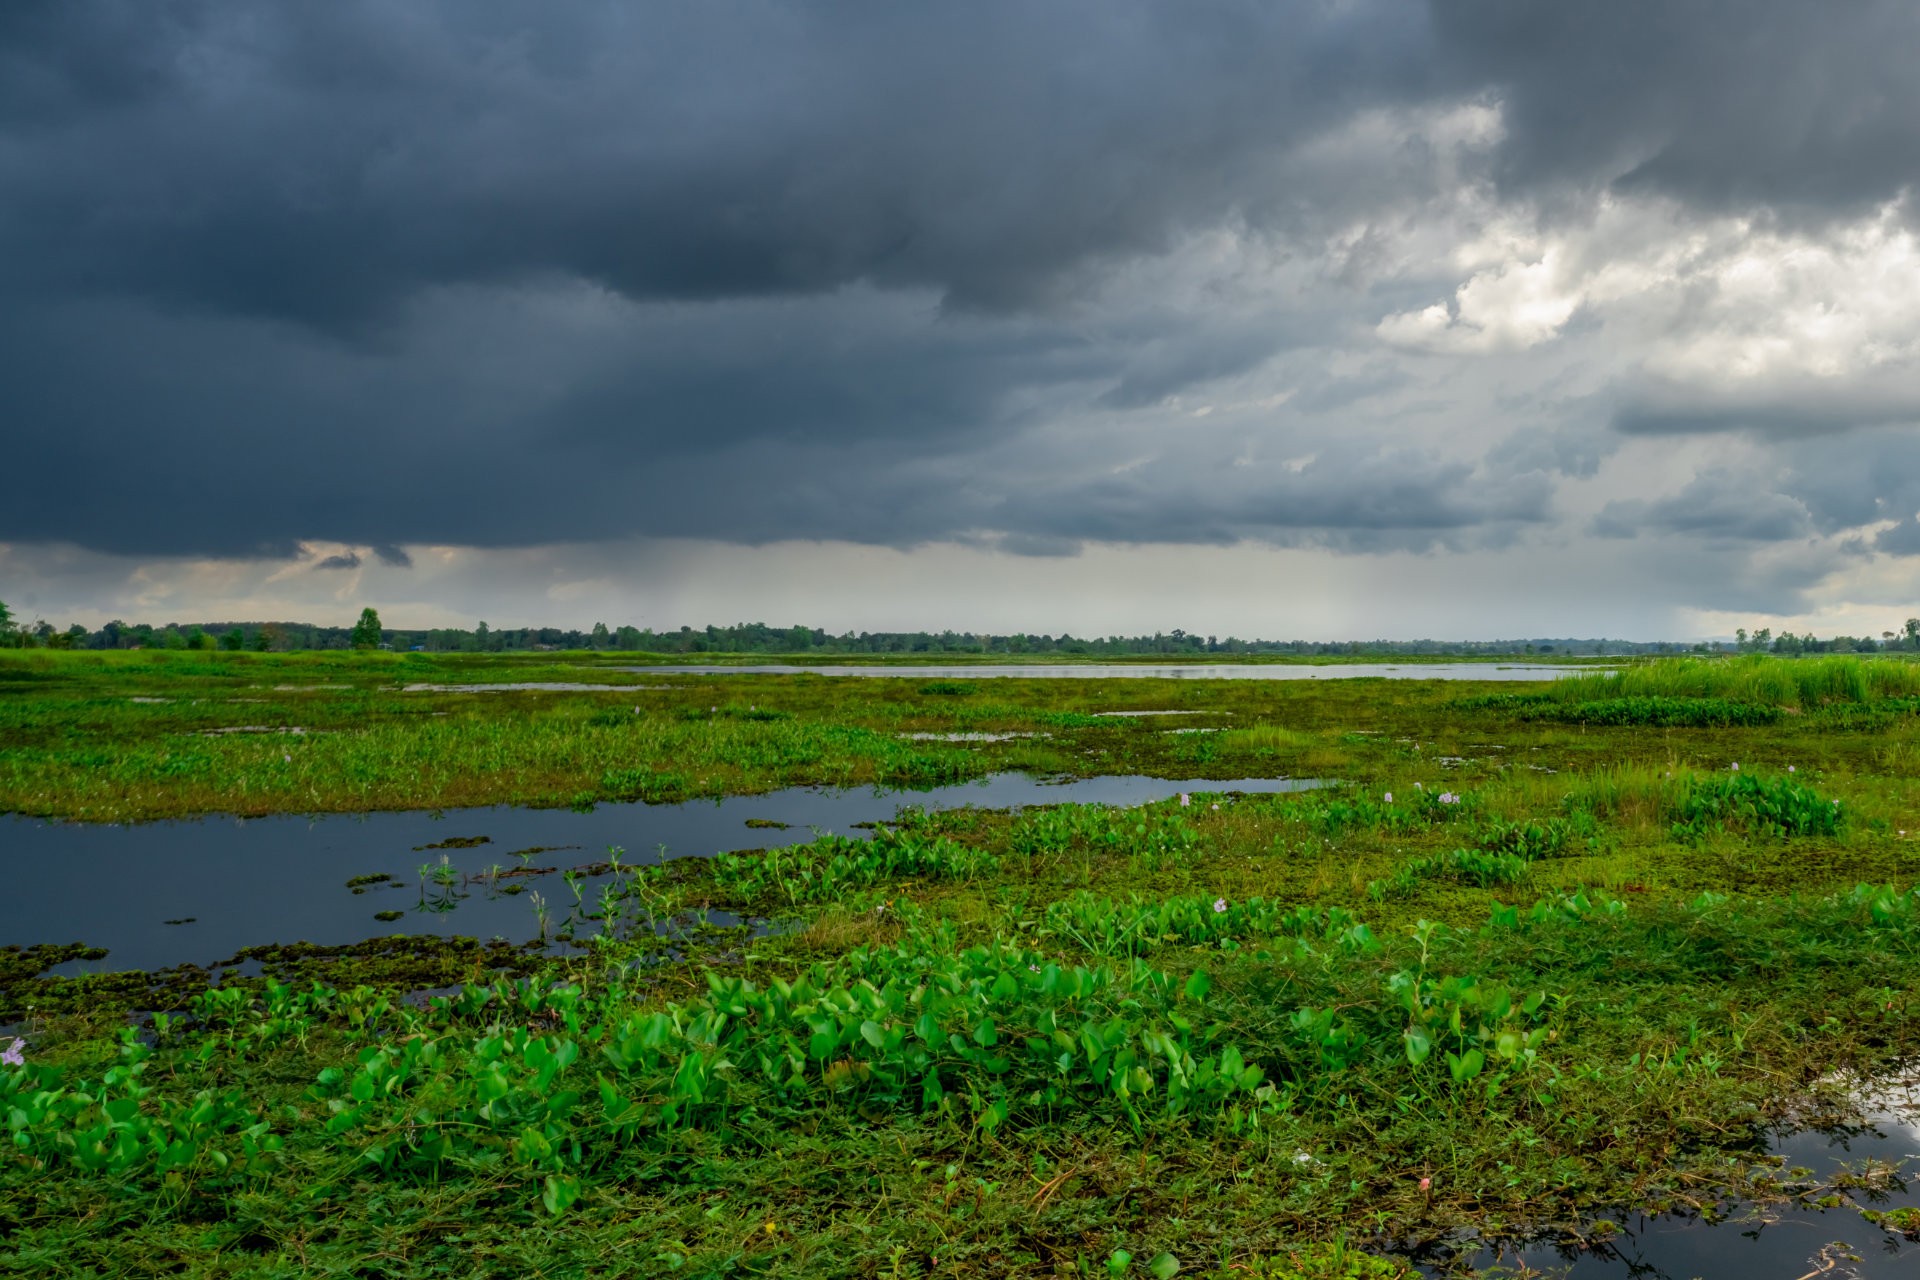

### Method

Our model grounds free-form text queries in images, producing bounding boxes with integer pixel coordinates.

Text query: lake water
[612,663,1591,681]
[2,773,1323,974]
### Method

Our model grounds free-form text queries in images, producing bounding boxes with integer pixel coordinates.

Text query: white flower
[1213,898,1227,913]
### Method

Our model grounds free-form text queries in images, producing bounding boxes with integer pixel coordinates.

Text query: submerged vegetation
[8,651,1920,1275]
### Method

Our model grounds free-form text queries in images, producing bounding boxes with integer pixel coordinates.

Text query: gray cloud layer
[5,0,1920,584]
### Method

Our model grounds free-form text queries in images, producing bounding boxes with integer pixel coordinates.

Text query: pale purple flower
[1731,762,1740,771]
[1180,793,1191,806]
[1210,803,1219,811]
[1213,898,1227,913]
[1384,792,1393,803]
[1414,782,1424,791]
[1,1038,22,1068]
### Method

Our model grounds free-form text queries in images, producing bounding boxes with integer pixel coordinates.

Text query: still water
[1424,1077,1920,1280]
[2,773,1322,974]
[615,663,1591,681]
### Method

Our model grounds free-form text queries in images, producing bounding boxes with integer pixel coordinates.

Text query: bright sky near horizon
[6,3,1920,641]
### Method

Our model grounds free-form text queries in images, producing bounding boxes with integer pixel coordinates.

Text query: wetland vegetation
[8,650,1920,1277]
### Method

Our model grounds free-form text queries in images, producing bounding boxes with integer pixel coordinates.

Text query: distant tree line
[5,600,1919,656]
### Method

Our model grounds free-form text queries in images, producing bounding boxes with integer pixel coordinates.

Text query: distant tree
[590,622,611,649]
[219,627,246,651]
[0,599,15,648]
[350,608,383,650]
[188,629,216,651]
[1907,618,1920,650]
[473,620,491,652]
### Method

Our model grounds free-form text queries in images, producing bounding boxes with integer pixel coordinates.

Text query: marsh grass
[1546,654,1920,707]
[10,651,1920,1275]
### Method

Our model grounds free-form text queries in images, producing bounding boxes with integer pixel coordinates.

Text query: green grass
[9,651,1920,1275]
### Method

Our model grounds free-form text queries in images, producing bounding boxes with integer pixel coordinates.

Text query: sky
[6,1,1920,641]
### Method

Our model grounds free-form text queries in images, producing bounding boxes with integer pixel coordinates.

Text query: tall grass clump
[1551,655,1920,708]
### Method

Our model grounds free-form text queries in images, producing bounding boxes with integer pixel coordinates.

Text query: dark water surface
[1433,1075,1920,1279]
[2,773,1321,974]
[615,662,1590,681]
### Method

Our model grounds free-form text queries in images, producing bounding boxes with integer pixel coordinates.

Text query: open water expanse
[1,772,1322,974]
[616,662,1592,681]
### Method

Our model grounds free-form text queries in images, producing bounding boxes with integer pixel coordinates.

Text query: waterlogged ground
[2,773,1323,974]
[8,651,1920,1278]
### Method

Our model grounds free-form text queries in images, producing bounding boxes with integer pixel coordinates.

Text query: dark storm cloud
[1593,471,1815,544]
[1428,0,1920,221]
[5,0,1920,566]
[990,445,1556,555]
[0,0,1434,332]
[313,551,362,570]
[370,544,412,567]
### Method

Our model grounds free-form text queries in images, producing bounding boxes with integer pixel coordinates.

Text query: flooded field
[3,774,1323,973]
[1439,1075,1920,1279]
[11,649,1920,1277]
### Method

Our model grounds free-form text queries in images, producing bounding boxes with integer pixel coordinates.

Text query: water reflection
[613,663,1593,681]
[2,773,1322,974]
[1439,1076,1920,1278]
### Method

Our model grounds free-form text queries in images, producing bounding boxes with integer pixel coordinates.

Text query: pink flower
[1418,1176,1431,1193]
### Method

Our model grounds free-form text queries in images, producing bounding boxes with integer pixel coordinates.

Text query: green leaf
[1183,971,1212,1002]
[1403,1025,1432,1066]
[541,1173,581,1216]
[1149,1252,1181,1279]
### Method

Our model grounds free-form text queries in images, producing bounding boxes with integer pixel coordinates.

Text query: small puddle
[1433,1073,1920,1279]
[1,773,1324,975]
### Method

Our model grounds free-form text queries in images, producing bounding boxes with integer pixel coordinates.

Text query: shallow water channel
[1,773,1321,975]
[1427,1076,1920,1279]
[614,662,1590,681]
